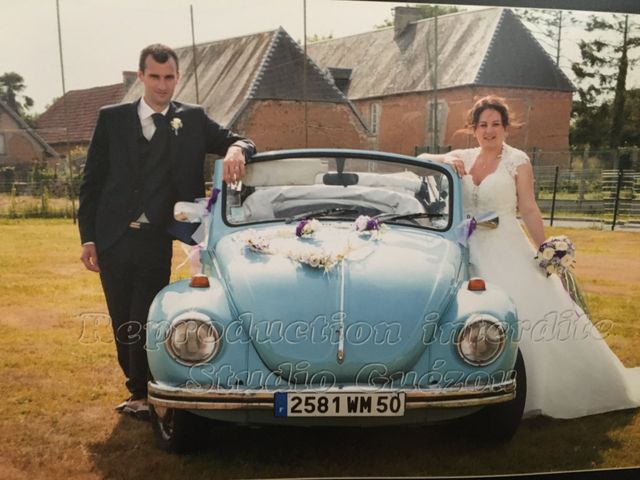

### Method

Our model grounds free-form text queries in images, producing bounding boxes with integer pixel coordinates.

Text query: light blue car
[146,149,525,452]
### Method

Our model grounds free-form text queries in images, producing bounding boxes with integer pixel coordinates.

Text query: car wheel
[150,404,210,453]
[470,349,527,442]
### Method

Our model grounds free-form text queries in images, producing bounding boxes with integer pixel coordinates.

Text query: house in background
[308,7,574,166]
[36,73,134,156]
[0,99,59,177]
[37,8,571,167]
[122,28,372,152]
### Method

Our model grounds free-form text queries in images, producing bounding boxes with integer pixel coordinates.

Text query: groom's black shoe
[115,396,132,413]
[123,398,150,421]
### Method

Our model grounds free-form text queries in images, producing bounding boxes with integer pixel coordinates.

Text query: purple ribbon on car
[455,212,499,247]
[206,188,221,212]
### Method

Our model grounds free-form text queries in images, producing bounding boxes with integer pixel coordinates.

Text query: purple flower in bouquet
[535,235,576,277]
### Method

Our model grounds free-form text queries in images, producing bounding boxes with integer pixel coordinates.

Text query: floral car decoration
[147,149,525,452]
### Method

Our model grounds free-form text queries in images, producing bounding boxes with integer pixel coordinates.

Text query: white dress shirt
[134,98,171,223]
[138,97,169,141]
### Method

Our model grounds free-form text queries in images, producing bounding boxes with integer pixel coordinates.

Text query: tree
[375,4,462,29]
[571,88,640,149]
[0,72,34,118]
[620,88,640,146]
[571,14,640,148]
[569,100,609,149]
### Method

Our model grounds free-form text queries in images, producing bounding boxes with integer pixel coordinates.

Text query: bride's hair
[465,95,522,130]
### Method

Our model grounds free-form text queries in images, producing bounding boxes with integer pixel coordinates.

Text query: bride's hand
[445,157,466,177]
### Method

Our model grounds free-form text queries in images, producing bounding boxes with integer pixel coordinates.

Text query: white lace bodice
[446,144,529,218]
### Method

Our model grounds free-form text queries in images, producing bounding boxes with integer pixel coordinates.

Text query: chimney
[122,71,137,89]
[394,6,423,37]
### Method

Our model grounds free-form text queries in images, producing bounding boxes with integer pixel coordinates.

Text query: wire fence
[533,166,639,229]
[1,158,639,230]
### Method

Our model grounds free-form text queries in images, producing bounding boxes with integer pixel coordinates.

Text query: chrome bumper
[148,379,516,411]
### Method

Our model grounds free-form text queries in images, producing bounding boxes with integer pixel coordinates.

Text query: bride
[420,95,640,419]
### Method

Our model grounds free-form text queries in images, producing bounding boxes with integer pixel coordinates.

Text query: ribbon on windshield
[455,211,499,247]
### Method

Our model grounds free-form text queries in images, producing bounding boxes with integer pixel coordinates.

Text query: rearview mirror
[323,172,359,186]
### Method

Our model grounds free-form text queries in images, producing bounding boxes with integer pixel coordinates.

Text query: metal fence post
[550,165,559,226]
[531,147,539,200]
[578,147,589,203]
[612,169,624,231]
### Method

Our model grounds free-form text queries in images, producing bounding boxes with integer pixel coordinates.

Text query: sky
[1,0,638,114]
[2,0,407,112]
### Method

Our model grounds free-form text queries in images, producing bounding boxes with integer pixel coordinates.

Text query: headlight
[166,312,221,365]
[456,314,505,366]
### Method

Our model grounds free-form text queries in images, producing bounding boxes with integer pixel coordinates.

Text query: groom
[78,43,255,418]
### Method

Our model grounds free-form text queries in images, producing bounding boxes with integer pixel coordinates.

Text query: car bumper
[148,379,516,411]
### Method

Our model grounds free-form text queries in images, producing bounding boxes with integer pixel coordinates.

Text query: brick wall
[353,87,572,166]
[236,100,373,151]
[356,93,429,155]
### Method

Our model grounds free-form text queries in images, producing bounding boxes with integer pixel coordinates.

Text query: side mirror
[174,201,206,223]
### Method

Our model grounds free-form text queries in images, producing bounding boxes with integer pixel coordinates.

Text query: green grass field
[0,219,638,479]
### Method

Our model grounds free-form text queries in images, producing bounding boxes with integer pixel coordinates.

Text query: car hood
[214,224,462,381]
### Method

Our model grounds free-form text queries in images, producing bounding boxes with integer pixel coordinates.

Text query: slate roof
[37,83,126,145]
[307,7,574,100]
[122,28,363,128]
[0,99,58,157]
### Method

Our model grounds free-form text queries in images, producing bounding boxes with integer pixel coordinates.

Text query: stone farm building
[37,9,574,167]
[37,78,132,157]
[308,7,574,166]
[121,28,372,153]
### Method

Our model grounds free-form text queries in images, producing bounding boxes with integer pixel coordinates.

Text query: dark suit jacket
[78,99,255,251]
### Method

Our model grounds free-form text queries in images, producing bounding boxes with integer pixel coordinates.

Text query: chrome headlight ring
[456,313,506,366]
[165,312,221,366]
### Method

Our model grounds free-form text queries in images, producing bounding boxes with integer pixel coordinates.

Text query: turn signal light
[467,278,486,291]
[190,274,210,288]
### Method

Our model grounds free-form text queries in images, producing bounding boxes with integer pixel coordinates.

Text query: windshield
[224,155,451,231]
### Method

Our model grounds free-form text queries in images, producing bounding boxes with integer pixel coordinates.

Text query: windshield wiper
[285,207,362,223]
[374,212,446,223]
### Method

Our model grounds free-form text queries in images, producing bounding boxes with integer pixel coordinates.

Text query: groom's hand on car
[223,145,247,184]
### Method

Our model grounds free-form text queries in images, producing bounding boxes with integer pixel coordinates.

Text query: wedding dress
[449,143,640,419]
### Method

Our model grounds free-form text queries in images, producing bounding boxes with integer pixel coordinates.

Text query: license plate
[274,392,405,417]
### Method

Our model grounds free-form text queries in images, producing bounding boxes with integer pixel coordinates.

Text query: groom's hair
[139,44,179,73]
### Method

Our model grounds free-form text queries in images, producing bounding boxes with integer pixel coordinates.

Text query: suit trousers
[99,226,172,399]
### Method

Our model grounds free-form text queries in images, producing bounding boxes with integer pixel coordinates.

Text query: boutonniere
[170,117,182,135]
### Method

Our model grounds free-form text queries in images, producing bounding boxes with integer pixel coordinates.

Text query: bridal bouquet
[535,235,590,315]
[535,235,576,277]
